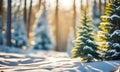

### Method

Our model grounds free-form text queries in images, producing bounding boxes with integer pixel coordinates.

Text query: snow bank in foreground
[0,46,120,72]
[0,51,120,72]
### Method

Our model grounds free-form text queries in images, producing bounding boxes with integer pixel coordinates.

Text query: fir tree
[72,8,100,62]
[34,8,53,50]
[12,16,28,49]
[98,0,120,60]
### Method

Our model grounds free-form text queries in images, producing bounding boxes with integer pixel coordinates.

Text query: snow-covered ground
[0,46,120,72]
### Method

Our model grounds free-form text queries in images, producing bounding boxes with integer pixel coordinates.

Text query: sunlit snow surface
[0,46,120,72]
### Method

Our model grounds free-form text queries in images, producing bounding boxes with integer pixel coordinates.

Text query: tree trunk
[6,0,12,46]
[0,0,3,45]
[55,0,60,51]
[80,0,83,9]
[99,0,102,15]
[24,0,27,25]
[13,1,21,22]
[104,0,107,13]
[39,0,41,9]
[0,0,3,29]
[27,0,32,38]
[0,0,3,15]
[43,0,46,10]
[86,0,88,7]
[73,0,76,37]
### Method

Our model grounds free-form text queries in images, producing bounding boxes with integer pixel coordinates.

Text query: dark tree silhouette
[80,0,83,9]
[6,0,12,46]
[0,0,3,15]
[27,0,32,38]
[39,0,41,9]
[55,0,60,51]
[99,0,102,15]
[73,0,76,37]
[86,0,88,7]
[104,0,107,12]
[24,0,27,25]
[0,0,3,45]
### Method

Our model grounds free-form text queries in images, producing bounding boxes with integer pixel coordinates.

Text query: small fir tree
[34,8,53,50]
[12,16,28,49]
[98,0,120,60]
[72,8,100,62]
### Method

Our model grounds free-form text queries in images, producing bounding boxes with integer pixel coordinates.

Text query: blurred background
[0,0,109,52]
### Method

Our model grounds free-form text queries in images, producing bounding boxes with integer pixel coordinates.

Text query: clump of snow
[86,39,97,46]
[87,54,93,61]
[111,30,120,37]
[110,14,120,20]
[112,43,120,50]
[83,46,94,52]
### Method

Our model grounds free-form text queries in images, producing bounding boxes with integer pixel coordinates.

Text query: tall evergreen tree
[98,0,120,60]
[72,8,100,62]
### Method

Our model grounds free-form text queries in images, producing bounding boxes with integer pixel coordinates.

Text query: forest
[0,0,120,72]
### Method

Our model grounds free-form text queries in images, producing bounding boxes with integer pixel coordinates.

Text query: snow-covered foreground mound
[0,46,120,72]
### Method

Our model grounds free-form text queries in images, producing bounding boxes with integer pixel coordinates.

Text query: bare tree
[6,0,12,46]
[0,0,3,45]
[0,0,3,15]
[24,0,27,25]
[99,0,102,15]
[73,0,76,37]
[13,0,21,22]
[27,0,32,38]
[55,0,60,51]
[104,0,107,13]
[104,0,107,6]
[86,0,88,7]
[0,0,3,25]
[80,0,83,9]
[39,0,41,9]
